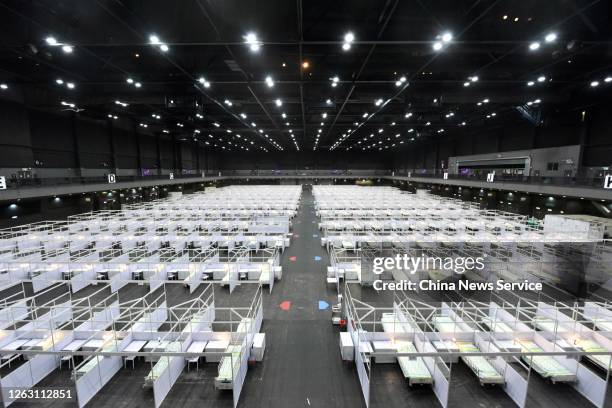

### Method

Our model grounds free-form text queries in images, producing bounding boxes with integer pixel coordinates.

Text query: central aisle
[240,185,364,407]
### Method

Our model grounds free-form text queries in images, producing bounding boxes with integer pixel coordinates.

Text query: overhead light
[537,75,546,82]
[149,35,160,45]
[590,81,599,87]
[126,78,134,84]
[0,84,8,90]
[527,81,535,86]
[544,33,557,43]
[160,44,169,52]
[55,79,64,85]
[244,32,261,52]
[322,113,328,119]
[66,82,75,89]
[197,77,211,88]
[224,99,233,106]
[265,76,275,87]
[115,100,128,107]
[470,76,479,82]
[483,98,490,103]
[61,45,73,53]
[374,98,383,106]
[240,113,247,119]
[463,82,470,87]
[45,36,58,46]
[326,99,332,105]
[213,122,220,127]
[441,32,453,43]
[362,113,368,118]
[134,82,142,88]
[342,43,351,51]
[302,61,310,69]
[534,99,541,103]
[275,99,282,107]
[604,77,612,83]
[432,42,443,51]
[344,32,355,43]
[405,112,412,118]
[529,42,540,50]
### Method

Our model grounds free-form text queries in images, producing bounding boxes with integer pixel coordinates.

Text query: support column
[70,112,82,175]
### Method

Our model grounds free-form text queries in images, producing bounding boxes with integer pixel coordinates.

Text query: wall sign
[486,173,495,182]
[169,173,175,180]
[107,173,116,184]
[604,174,612,189]
[443,173,448,180]
[0,176,6,190]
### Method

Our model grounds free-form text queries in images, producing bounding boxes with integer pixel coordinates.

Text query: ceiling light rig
[60,101,76,108]
[0,83,8,90]
[432,31,453,51]
[197,77,211,88]
[589,76,612,88]
[45,36,74,54]
[529,32,558,51]
[149,34,169,52]
[395,76,407,87]
[265,76,275,87]
[55,78,76,89]
[526,99,542,106]
[342,32,355,51]
[126,78,142,88]
[330,76,340,87]
[275,98,283,107]
[244,32,262,52]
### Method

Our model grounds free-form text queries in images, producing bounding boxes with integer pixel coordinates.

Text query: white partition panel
[233,342,249,408]
[74,302,119,333]
[573,363,608,408]
[0,299,28,329]
[75,335,132,408]
[110,269,130,293]
[0,333,73,406]
[149,266,165,293]
[152,337,189,408]
[416,335,449,408]
[71,269,96,293]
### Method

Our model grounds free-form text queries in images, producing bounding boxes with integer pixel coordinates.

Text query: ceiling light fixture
[544,33,557,43]
[244,32,261,52]
[197,77,211,88]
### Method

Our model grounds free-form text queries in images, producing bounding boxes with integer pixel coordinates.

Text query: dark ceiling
[0,0,610,154]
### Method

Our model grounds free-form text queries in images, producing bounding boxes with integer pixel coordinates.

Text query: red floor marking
[279,301,291,311]
[289,256,297,262]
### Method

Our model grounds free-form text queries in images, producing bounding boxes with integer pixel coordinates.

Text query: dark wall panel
[77,118,112,168]
[113,128,138,168]
[29,110,76,167]
[0,101,33,167]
